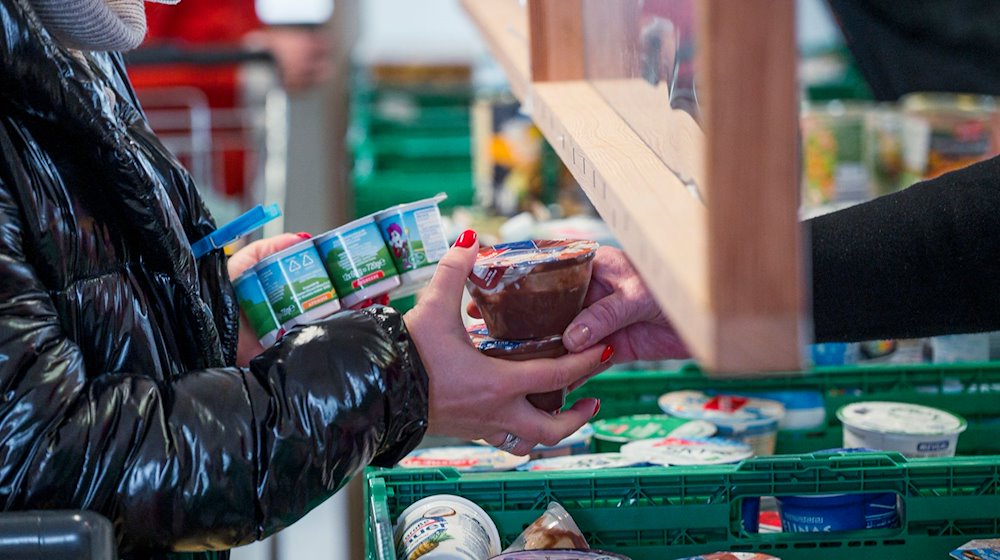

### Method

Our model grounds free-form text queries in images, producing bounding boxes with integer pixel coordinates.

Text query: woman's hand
[405,230,610,456]
[561,246,690,363]
[227,232,311,366]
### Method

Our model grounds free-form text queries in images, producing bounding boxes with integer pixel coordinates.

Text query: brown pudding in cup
[466,239,598,340]
[467,324,568,412]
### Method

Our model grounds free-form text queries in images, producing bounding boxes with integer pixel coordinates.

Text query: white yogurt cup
[658,391,785,456]
[374,194,449,297]
[313,215,401,309]
[394,494,501,560]
[837,401,967,457]
[398,446,528,472]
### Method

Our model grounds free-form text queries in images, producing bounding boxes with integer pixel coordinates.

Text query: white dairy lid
[658,390,785,431]
[518,453,644,471]
[837,401,967,435]
[398,446,528,472]
[620,436,754,466]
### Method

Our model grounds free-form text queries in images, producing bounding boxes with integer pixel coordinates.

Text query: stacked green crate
[349,69,476,312]
[349,70,476,219]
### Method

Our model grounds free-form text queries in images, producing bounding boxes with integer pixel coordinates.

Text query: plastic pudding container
[313,216,400,309]
[398,446,528,472]
[658,391,785,456]
[620,437,754,467]
[467,324,567,412]
[393,494,501,560]
[374,194,449,297]
[466,239,599,340]
[253,240,340,329]
[837,401,967,457]
[232,271,281,347]
[517,452,645,472]
[591,414,718,453]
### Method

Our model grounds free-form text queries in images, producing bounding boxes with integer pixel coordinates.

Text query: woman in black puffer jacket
[0,1,609,558]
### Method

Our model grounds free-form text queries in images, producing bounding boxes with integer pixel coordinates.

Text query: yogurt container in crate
[620,436,754,467]
[591,414,717,452]
[398,446,528,473]
[393,494,501,560]
[232,271,282,347]
[658,391,785,456]
[837,401,967,457]
[374,194,449,297]
[253,239,340,330]
[313,215,400,309]
[518,452,645,472]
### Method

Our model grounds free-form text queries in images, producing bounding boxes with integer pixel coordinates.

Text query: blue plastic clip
[191,204,282,259]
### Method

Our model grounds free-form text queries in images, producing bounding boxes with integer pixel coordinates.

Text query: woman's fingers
[508,397,601,448]
[417,230,479,320]
[509,344,613,394]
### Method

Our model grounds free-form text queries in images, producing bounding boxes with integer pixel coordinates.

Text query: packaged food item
[620,437,754,466]
[837,401,967,457]
[777,492,898,533]
[394,494,501,560]
[518,453,644,472]
[673,554,779,560]
[658,391,785,456]
[801,101,871,209]
[253,239,340,329]
[950,538,1000,560]
[491,551,632,559]
[232,271,282,347]
[725,391,826,431]
[808,342,860,366]
[900,92,1000,183]
[374,194,449,297]
[864,106,906,195]
[399,446,528,473]
[591,415,717,453]
[502,502,588,552]
[467,240,599,339]
[312,215,401,309]
[467,323,568,412]
[930,333,991,364]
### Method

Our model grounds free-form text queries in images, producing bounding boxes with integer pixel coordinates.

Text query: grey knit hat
[30,0,180,52]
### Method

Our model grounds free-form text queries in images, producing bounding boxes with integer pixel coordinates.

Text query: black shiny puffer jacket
[0,1,429,558]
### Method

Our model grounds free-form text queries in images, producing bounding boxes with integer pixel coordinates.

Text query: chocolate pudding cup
[467,324,568,413]
[467,240,598,340]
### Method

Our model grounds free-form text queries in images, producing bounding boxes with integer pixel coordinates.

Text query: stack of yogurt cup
[466,239,600,413]
[233,195,449,345]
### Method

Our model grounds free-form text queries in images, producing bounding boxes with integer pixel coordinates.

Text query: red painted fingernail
[377,294,391,305]
[453,229,477,248]
[296,232,312,239]
[600,345,614,364]
[593,399,601,417]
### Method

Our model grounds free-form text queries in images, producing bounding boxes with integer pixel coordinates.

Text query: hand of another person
[405,231,611,456]
[263,27,334,94]
[227,232,311,366]
[561,247,689,363]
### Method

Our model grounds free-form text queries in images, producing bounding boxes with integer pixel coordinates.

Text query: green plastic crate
[570,363,1000,455]
[367,452,1000,560]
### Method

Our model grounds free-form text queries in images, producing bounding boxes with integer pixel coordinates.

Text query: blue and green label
[233,272,280,338]
[377,205,448,273]
[315,222,398,298]
[256,245,337,323]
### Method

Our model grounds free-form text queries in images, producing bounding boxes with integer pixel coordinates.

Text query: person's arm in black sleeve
[0,176,427,554]
[809,155,1000,342]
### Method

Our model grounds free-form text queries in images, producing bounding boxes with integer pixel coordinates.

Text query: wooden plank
[699,0,804,371]
[530,82,715,366]
[459,0,531,101]
[528,0,585,81]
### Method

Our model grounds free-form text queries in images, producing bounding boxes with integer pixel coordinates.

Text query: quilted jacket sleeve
[0,172,428,554]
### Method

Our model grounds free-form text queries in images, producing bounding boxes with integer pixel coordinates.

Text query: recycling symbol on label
[287,259,302,272]
[301,254,314,266]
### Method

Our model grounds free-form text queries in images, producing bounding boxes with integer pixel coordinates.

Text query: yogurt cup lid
[658,391,785,431]
[313,214,376,242]
[592,415,717,443]
[467,324,565,355]
[469,240,598,291]
[836,401,968,436]
[393,494,501,555]
[373,193,447,218]
[517,453,644,472]
[490,551,632,559]
[399,446,528,472]
[620,436,754,466]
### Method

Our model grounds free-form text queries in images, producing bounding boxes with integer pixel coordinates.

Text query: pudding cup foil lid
[469,240,598,290]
